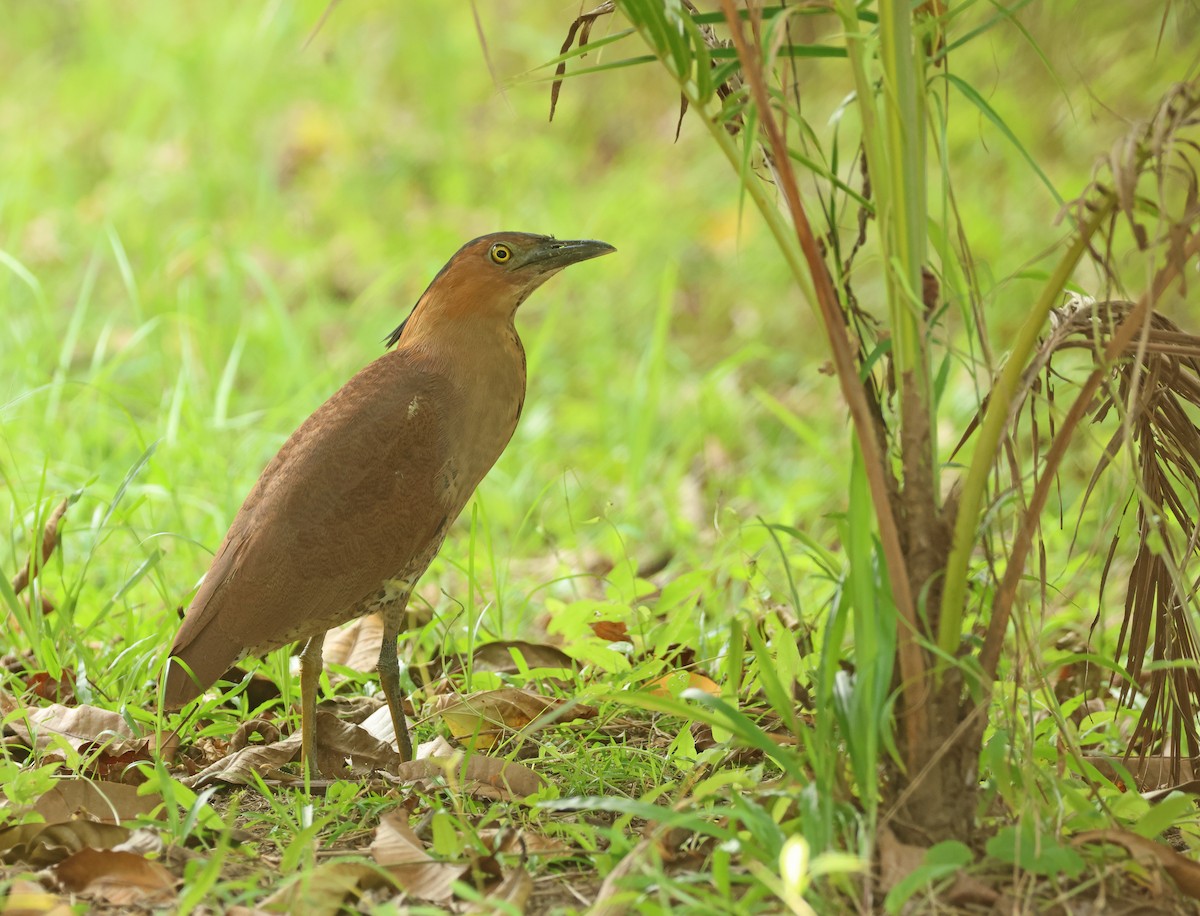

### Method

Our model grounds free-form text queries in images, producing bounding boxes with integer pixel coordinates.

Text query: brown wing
[163,349,457,706]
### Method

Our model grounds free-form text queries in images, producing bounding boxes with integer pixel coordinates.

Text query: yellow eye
[489,243,512,264]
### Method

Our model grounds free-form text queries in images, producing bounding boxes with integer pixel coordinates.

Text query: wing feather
[164,350,456,705]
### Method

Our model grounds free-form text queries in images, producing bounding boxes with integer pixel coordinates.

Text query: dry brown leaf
[478,828,573,857]
[386,860,468,903]
[359,701,396,748]
[385,755,545,801]
[1,877,72,916]
[186,710,404,786]
[415,735,457,759]
[258,860,393,915]
[323,612,386,674]
[369,811,466,902]
[470,641,573,675]
[369,812,428,867]
[877,826,926,894]
[156,729,181,765]
[6,703,142,756]
[427,687,596,751]
[228,717,281,753]
[318,694,385,724]
[0,821,134,867]
[88,746,154,783]
[52,847,177,905]
[183,731,301,789]
[34,780,158,825]
[353,704,446,762]
[590,620,629,643]
[313,711,402,777]
[876,827,996,907]
[358,700,429,752]
[21,670,76,704]
[465,866,533,913]
[1075,829,1200,899]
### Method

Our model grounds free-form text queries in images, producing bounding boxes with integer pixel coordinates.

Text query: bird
[163,232,615,774]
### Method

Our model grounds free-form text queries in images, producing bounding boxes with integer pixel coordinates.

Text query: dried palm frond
[1033,300,1200,782]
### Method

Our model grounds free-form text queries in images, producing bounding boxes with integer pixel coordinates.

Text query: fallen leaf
[52,848,177,905]
[313,711,402,777]
[878,827,983,910]
[877,827,926,893]
[590,833,654,916]
[318,694,386,724]
[184,732,301,789]
[427,688,596,751]
[384,755,545,801]
[589,621,629,643]
[111,828,163,858]
[258,859,392,915]
[369,812,428,867]
[415,735,457,759]
[87,745,154,783]
[228,718,282,752]
[323,613,386,675]
[186,710,403,786]
[359,697,419,752]
[34,780,158,824]
[23,670,76,704]
[0,821,134,867]
[1075,829,1200,899]
[369,811,466,902]
[6,703,142,756]
[478,828,573,857]
[469,641,574,675]
[156,730,181,765]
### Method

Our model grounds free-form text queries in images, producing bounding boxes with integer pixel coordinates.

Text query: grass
[2,1,1198,912]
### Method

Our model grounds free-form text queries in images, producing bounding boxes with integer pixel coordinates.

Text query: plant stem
[937,210,1105,659]
[715,0,927,760]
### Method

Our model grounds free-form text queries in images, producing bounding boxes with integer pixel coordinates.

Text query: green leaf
[1133,792,1196,840]
[986,823,1085,878]
[938,73,1063,205]
[533,28,636,71]
[710,44,846,59]
[884,841,973,913]
[535,54,659,82]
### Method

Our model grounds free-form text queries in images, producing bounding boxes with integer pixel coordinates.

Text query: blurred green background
[0,1,1191,697]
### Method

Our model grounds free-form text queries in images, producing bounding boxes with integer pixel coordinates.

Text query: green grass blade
[939,72,1063,205]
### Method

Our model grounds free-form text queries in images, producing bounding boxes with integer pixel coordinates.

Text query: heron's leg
[378,598,413,763]
[299,632,325,779]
